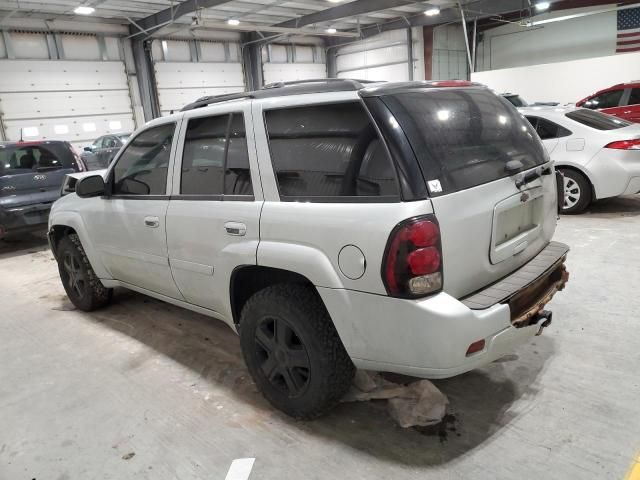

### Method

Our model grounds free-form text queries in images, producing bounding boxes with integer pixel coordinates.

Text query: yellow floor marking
[625,452,640,480]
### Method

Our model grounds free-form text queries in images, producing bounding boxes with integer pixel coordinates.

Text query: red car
[576,81,640,123]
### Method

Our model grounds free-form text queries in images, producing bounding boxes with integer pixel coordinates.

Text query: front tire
[560,169,592,214]
[57,234,113,311]
[239,284,355,419]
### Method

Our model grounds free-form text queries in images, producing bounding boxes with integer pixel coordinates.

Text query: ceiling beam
[358,0,538,38]
[274,0,418,29]
[135,0,235,34]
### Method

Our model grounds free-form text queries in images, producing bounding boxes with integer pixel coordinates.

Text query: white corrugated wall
[262,42,326,85]
[0,31,136,146]
[335,29,424,81]
[151,38,245,115]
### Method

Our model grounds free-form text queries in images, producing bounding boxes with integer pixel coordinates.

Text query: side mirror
[83,146,93,152]
[76,175,106,198]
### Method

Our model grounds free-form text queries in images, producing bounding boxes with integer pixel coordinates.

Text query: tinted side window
[628,88,640,106]
[265,102,399,200]
[112,123,174,196]
[225,114,252,195]
[584,90,623,109]
[526,116,572,140]
[181,115,228,195]
[181,113,253,196]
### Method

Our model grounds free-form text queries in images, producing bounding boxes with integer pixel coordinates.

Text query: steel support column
[241,33,263,91]
[130,31,161,120]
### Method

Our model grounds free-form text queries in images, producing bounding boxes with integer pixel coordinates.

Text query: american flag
[617,6,640,53]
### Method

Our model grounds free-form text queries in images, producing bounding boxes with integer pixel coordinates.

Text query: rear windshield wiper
[505,160,552,189]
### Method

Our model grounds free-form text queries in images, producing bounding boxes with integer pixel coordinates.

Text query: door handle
[224,221,246,236]
[144,216,160,228]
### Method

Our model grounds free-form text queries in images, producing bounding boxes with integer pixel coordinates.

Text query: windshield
[565,109,632,130]
[505,95,528,107]
[0,142,75,177]
[380,88,548,196]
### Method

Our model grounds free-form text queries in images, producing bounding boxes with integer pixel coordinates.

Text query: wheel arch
[555,163,597,200]
[48,211,112,279]
[229,265,316,326]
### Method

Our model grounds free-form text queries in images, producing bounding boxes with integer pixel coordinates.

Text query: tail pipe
[534,310,553,336]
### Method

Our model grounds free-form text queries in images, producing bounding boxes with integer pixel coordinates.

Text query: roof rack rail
[180,78,383,111]
[262,78,377,90]
[181,92,254,111]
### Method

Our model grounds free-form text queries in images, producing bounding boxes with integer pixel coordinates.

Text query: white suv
[48,79,569,419]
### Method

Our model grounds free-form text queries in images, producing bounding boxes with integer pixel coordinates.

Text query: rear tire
[57,234,113,311]
[559,169,591,214]
[239,284,355,419]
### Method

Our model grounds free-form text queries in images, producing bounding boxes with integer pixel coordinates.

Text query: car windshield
[118,134,130,142]
[0,142,75,177]
[565,109,632,130]
[505,95,528,107]
[380,88,547,195]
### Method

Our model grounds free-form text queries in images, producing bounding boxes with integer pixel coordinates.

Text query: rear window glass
[565,109,631,130]
[380,88,547,195]
[0,142,75,177]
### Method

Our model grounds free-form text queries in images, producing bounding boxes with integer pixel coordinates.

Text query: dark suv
[0,140,85,239]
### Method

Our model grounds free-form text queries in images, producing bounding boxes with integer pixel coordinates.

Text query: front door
[83,121,183,299]
[166,104,261,322]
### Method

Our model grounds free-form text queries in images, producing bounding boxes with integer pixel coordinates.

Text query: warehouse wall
[0,30,138,146]
[150,34,244,116]
[475,5,618,71]
[335,28,424,81]
[472,51,640,105]
[262,40,326,85]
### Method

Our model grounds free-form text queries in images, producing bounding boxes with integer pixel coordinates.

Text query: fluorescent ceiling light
[74,5,95,15]
[325,27,337,34]
[534,2,550,10]
[227,19,240,26]
[425,7,440,16]
[327,0,343,3]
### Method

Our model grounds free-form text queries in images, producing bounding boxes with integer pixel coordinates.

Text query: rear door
[166,102,261,323]
[378,87,558,298]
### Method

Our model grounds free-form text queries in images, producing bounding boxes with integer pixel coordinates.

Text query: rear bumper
[0,202,52,238]
[319,242,569,379]
[587,150,640,199]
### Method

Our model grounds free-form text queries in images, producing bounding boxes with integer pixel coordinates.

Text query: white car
[519,106,640,214]
[48,80,569,419]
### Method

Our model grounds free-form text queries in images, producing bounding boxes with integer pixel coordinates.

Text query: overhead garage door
[336,29,423,81]
[152,39,245,115]
[262,43,326,85]
[0,32,135,147]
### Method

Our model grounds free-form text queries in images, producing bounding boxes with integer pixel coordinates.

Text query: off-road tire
[57,234,113,311]
[239,284,355,419]
[559,168,591,214]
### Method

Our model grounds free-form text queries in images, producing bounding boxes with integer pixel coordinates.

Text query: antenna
[19,128,23,142]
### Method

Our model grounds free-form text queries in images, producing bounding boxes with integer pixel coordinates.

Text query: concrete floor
[1,196,640,480]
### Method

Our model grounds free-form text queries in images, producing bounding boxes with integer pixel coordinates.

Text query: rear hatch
[0,142,77,207]
[371,86,557,299]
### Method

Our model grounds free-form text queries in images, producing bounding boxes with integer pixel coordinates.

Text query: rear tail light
[71,146,86,171]
[382,215,443,298]
[605,139,640,150]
